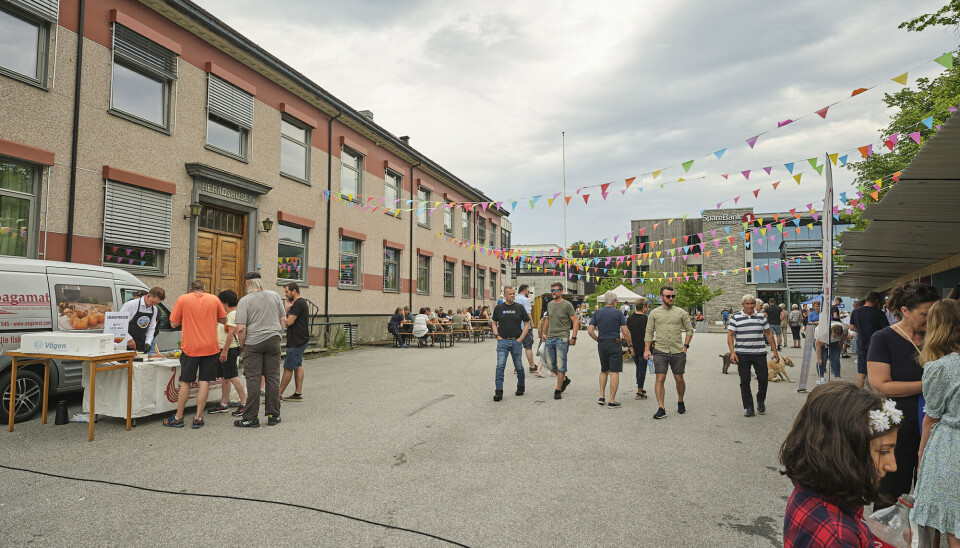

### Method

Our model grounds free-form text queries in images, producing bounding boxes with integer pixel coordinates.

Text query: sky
[194,0,959,248]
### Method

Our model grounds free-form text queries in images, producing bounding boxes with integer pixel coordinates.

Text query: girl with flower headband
[912,299,960,547]
[780,383,901,547]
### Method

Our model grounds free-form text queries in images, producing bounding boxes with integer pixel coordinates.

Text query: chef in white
[119,287,165,352]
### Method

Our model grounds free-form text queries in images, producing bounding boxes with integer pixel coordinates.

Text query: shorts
[284,342,308,370]
[857,349,868,375]
[652,350,686,375]
[180,352,219,383]
[217,347,240,379]
[598,340,623,373]
[521,330,534,349]
[769,325,783,335]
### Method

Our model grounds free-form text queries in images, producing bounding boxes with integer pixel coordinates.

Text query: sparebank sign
[702,213,745,225]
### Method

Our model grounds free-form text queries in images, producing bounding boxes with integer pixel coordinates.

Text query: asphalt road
[0,332,835,547]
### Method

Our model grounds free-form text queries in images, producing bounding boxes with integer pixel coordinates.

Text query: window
[417,255,430,294]
[501,227,511,250]
[0,2,54,86]
[477,218,486,245]
[443,261,455,296]
[477,269,486,299]
[417,186,430,228]
[277,224,306,282]
[340,148,362,198]
[462,265,472,298]
[111,24,178,131]
[102,180,172,274]
[384,170,401,217]
[489,271,497,301]
[0,158,38,258]
[339,238,361,288]
[206,74,253,160]
[280,118,310,182]
[53,284,115,330]
[443,204,454,236]
[462,210,470,241]
[489,223,497,248]
[383,248,400,292]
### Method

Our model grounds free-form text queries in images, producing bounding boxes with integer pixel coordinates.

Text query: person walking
[234,272,286,428]
[728,294,780,417]
[788,304,802,349]
[627,297,649,399]
[643,286,694,420]
[764,298,784,351]
[539,282,578,400]
[514,285,537,372]
[164,280,226,429]
[721,307,730,326]
[279,282,309,402]
[848,291,889,389]
[491,286,530,401]
[588,291,632,408]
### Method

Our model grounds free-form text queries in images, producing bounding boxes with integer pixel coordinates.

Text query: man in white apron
[119,287,165,353]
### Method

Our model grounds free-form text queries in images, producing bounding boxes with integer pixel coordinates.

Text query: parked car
[0,257,179,422]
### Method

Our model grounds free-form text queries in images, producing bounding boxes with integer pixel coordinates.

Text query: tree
[899,1,960,32]
[674,269,724,312]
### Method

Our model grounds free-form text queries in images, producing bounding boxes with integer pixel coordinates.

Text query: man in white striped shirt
[727,294,779,417]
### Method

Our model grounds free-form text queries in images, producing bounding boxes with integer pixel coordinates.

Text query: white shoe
[834,378,843,382]
[816,378,826,385]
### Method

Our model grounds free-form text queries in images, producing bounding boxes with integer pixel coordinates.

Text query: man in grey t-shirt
[234,272,286,427]
[539,282,579,400]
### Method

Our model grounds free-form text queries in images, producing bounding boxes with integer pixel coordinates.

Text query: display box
[19,332,116,356]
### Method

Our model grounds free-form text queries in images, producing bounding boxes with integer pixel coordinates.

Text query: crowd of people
[387,304,495,348]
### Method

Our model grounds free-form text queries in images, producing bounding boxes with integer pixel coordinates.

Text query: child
[780,383,901,547]
[912,299,960,547]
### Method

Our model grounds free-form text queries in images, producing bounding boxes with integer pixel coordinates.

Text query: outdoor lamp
[260,217,274,233]
[185,202,203,219]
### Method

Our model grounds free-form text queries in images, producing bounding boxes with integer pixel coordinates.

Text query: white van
[1,257,179,422]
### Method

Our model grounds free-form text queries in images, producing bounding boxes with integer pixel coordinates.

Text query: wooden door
[216,234,243,296]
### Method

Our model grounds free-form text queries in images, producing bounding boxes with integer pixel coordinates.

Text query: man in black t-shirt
[491,286,530,402]
[764,298,784,350]
[848,291,890,388]
[280,283,310,402]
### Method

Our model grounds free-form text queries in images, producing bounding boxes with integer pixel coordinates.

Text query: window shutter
[207,74,254,130]
[8,0,59,22]
[112,24,178,81]
[103,181,173,250]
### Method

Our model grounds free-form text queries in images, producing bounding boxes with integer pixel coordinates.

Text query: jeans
[242,335,282,419]
[495,338,525,391]
[543,337,570,374]
[737,353,767,409]
[388,324,406,346]
[817,343,841,378]
[631,352,647,389]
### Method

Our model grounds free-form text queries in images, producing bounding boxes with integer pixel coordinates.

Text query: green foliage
[899,1,960,32]
[675,276,724,312]
[588,267,721,312]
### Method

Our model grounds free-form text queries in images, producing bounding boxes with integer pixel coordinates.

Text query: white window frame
[417,186,430,228]
[277,223,308,284]
[340,147,362,200]
[417,255,430,294]
[280,116,310,184]
[338,237,362,289]
[384,169,402,218]
[0,3,53,88]
[461,210,470,241]
[109,23,179,133]
[462,265,472,298]
[443,260,455,297]
[443,204,454,236]
[0,157,41,259]
[383,247,400,293]
[477,217,486,245]
[477,269,486,300]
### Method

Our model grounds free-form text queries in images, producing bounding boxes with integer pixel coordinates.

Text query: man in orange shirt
[164,280,226,428]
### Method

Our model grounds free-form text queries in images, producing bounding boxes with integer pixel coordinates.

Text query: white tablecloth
[81,358,239,418]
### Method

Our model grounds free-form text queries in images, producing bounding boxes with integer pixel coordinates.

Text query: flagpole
[562,131,568,291]
[823,152,834,381]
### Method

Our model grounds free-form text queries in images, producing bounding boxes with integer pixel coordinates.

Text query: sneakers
[607,401,622,409]
[554,390,562,400]
[835,378,843,382]
[797,389,808,393]
[283,393,303,402]
[267,414,281,426]
[208,403,230,414]
[653,408,666,420]
[400,344,410,349]
[677,402,686,415]
[598,397,606,406]
[561,377,571,392]
[192,417,204,429]
[494,390,503,402]
[744,407,756,417]
[230,404,246,417]
[234,417,260,428]
[758,402,766,415]
[515,386,524,396]
[816,378,826,385]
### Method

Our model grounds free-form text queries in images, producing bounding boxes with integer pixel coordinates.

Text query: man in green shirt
[643,285,694,420]
[539,282,579,400]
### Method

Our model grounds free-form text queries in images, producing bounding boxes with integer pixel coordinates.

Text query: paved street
[0,331,841,547]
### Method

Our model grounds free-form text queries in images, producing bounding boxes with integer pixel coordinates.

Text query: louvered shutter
[7,0,59,22]
[207,74,254,130]
[112,24,178,80]
[103,181,173,250]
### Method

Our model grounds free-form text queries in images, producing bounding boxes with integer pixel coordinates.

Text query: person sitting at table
[119,286,165,353]
[412,308,432,346]
[451,308,467,339]
[388,307,409,348]
[400,306,414,335]
[425,307,441,337]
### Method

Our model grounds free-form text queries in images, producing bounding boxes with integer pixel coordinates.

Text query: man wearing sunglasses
[643,286,694,419]
[539,282,579,400]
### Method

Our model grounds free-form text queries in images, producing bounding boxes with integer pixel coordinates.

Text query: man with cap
[588,291,633,408]
[234,272,286,427]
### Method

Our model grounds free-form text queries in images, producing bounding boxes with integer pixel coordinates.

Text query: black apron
[127,297,156,352]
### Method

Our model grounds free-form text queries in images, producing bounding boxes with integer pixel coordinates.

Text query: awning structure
[836,111,960,297]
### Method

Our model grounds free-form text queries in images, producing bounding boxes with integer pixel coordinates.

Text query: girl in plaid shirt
[779,383,901,547]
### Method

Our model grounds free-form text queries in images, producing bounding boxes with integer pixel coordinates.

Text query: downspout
[472,208,477,310]
[324,109,342,319]
[66,0,85,262]
[408,160,421,313]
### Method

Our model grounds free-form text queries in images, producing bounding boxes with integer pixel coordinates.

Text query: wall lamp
[184,202,203,219]
[260,217,274,233]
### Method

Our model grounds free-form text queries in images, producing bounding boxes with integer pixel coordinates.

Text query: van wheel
[1,370,44,423]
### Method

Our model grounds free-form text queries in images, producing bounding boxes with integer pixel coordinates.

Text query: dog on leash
[768,356,796,382]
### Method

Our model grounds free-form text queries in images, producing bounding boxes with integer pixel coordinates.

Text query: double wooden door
[196,206,246,296]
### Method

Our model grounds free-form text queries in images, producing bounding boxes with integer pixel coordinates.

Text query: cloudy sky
[196,0,958,247]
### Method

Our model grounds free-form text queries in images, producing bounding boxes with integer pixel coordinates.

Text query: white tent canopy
[606,284,642,302]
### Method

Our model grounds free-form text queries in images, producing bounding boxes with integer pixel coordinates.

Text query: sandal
[162,414,184,428]
[635,392,648,400]
[534,372,546,378]
[192,417,204,429]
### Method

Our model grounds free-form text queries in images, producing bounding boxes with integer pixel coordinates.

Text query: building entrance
[196,205,246,296]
